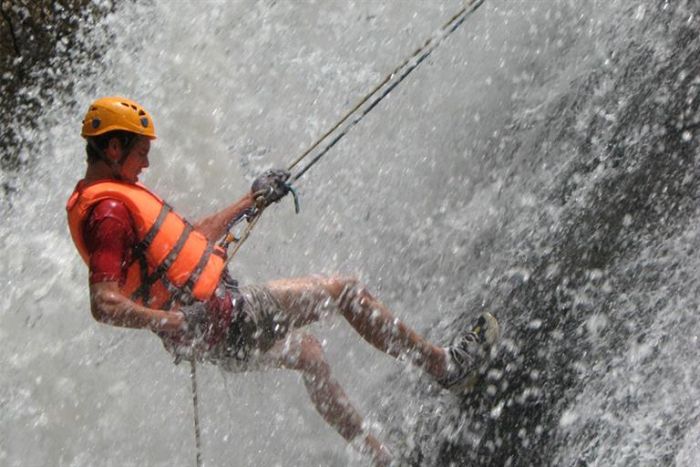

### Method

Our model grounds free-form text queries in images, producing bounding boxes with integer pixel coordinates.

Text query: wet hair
[85,130,138,163]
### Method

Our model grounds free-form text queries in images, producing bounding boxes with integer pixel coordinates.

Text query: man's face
[119,137,151,183]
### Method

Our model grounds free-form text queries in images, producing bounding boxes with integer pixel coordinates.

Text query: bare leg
[262,331,392,467]
[263,275,448,381]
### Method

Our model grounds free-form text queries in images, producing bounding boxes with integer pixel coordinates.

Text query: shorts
[215,284,292,368]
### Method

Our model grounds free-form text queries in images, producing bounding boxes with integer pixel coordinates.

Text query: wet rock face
[390,2,700,466]
[0,0,110,195]
[436,4,700,467]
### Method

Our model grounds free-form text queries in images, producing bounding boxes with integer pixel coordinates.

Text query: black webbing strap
[131,223,194,302]
[133,204,172,256]
[130,203,172,304]
[181,243,214,298]
[160,275,183,310]
[133,254,150,303]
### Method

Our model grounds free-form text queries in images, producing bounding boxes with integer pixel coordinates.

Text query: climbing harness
[189,1,486,465]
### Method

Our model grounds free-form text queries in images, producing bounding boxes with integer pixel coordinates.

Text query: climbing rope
[190,1,486,464]
[221,0,486,263]
[289,0,485,181]
[190,360,203,467]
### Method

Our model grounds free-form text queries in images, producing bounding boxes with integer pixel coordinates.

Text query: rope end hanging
[287,183,301,214]
[190,359,203,467]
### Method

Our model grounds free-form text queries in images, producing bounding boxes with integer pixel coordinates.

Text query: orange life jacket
[66,180,227,310]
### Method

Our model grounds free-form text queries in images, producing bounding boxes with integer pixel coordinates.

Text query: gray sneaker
[438,312,500,393]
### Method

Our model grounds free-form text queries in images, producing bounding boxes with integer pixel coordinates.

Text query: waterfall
[1,1,698,465]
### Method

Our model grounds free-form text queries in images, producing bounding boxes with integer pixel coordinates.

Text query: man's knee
[296,333,329,376]
[323,274,360,298]
[327,275,377,316]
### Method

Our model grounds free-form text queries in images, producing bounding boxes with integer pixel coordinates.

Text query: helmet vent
[91,118,101,129]
[120,102,130,107]
[138,110,145,116]
[140,117,149,128]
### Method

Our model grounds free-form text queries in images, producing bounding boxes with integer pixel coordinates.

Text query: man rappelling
[66,96,499,466]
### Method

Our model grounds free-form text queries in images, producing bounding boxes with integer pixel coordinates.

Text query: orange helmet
[81,96,156,139]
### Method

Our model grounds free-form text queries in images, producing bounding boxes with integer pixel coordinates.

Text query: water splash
[1,1,699,466]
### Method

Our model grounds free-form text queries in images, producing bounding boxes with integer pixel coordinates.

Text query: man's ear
[104,137,122,163]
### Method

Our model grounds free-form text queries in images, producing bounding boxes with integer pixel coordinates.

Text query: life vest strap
[134,203,172,255]
[131,222,194,304]
[182,242,214,298]
[130,253,151,304]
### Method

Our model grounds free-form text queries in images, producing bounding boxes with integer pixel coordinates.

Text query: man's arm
[90,281,184,334]
[194,169,292,241]
[85,200,186,334]
[194,192,255,241]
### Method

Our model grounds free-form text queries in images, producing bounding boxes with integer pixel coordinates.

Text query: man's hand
[179,304,229,346]
[179,305,207,337]
[251,169,291,208]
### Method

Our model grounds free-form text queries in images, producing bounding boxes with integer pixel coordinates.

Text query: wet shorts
[220,285,292,365]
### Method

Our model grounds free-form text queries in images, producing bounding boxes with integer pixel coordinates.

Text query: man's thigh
[261,275,351,327]
[218,276,353,371]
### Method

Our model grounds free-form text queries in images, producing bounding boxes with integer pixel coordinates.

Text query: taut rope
[190,1,486,464]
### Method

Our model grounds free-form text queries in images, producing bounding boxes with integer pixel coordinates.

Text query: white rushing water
[1,0,699,466]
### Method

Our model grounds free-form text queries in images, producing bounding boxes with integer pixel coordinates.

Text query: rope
[289,0,485,181]
[190,360,203,467]
[287,0,485,175]
[223,213,262,267]
[191,1,487,463]
[222,0,486,266]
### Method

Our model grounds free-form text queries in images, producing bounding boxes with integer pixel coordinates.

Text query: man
[66,96,500,466]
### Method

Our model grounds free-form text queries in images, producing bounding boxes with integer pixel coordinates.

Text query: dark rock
[0,0,114,197]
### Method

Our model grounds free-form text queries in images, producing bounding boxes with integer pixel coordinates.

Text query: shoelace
[448,329,481,371]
